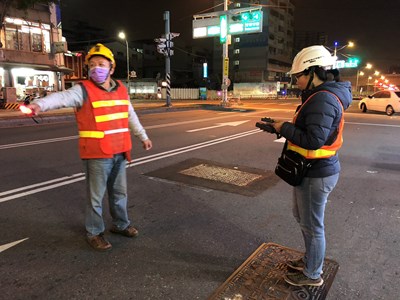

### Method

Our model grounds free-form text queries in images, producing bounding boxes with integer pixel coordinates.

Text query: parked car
[359,90,400,116]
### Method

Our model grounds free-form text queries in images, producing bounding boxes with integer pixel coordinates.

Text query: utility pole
[221,0,229,106]
[164,11,172,107]
[155,12,179,107]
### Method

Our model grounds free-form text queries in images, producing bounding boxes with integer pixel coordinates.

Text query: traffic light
[154,37,167,55]
[154,33,180,57]
[229,10,263,34]
[230,11,262,23]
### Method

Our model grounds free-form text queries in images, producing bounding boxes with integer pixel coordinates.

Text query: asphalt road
[1,100,399,299]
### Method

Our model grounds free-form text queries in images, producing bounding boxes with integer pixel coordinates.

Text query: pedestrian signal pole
[164,11,172,107]
[155,12,179,107]
[221,0,229,106]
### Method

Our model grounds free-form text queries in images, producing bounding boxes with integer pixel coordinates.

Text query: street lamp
[367,76,372,94]
[333,41,354,58]
[118,31,130,96]
[356,63,372,96]
[356,71,364,95]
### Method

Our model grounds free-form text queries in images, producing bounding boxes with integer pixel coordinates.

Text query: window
[31,32,43,52]
[270,9,279,18]
[3,17,50,53]
[373,92,384,98]
[5,28,19,50]
[234,49,240,54]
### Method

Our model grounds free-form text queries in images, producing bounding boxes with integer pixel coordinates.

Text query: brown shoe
[110,225,139,238]
[87,234,112,251]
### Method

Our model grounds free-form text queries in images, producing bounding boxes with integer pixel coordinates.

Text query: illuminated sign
[223,58,229,76]
[203,62,208,78]
[335,58,360,69]
[230,11,263,33]
[193,8,263,41]
[220,15,228,43]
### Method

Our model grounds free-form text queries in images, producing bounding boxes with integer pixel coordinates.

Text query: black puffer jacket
[280,81,352,178]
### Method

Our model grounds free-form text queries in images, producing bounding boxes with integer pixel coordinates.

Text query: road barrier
[1,103,20,110]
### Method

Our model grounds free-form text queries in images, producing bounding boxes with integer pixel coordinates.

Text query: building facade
[211,0,294,87]
[0,3,69,102]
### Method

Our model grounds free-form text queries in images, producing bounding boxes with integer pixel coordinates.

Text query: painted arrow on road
[274,136,286,143]
[187,120,250,132]
[0,238,29,253]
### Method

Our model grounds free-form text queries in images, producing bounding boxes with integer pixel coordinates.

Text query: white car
[359,90,400,116]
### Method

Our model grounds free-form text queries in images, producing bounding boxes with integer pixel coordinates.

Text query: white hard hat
[289,45,335,75]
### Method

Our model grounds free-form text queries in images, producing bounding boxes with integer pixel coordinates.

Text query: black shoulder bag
[275,141,313,186]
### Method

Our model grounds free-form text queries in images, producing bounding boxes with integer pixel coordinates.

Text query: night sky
[60,0,400,71]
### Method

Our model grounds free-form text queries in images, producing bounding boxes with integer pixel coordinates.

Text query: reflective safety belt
[92,100,130,108]
[79,128,129,139]
[95,112,129,123]
[287,144,337,158]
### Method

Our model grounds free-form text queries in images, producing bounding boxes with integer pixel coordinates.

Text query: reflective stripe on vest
[92,100,130,108]
[287,144,338,158]
[79,128,129,139]
[95,112,129,123]
[288,90,344,159]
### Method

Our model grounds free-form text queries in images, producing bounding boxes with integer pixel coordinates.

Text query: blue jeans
[292,173,339,279]
[83,154,130,236]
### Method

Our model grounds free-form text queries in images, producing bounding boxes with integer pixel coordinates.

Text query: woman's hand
[271,120,286,133]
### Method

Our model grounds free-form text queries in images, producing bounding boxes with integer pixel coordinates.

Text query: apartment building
[212,0,294,85]
[0,2,70,102]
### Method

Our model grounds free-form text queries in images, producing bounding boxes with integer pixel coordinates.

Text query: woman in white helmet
[268,45,352,286]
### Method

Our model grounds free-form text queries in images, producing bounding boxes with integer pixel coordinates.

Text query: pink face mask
[89,67,110,84]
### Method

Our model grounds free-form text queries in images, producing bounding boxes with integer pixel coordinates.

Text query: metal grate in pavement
[179,163,263,187]
[208,242,339,300]
[145,158,279,196]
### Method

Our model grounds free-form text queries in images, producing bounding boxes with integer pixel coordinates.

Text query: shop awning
[0,62,73,73]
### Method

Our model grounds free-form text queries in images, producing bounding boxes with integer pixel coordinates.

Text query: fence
[161,88,199,100]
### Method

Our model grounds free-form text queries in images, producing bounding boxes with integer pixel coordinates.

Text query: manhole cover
[179,164,263,186]
[145,158,279,196]
[208,243,339,300]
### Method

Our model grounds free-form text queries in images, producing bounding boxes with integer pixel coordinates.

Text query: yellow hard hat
[85,43,115,67]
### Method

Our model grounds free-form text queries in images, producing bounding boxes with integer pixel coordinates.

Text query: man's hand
[26,103,41,116]
[142,139,152,150]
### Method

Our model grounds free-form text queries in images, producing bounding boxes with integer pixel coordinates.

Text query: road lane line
[186,120,249,132]
[0,136,78,150]
[346,121,400,127]
[0,177,85,202]
[0,238,29,253]
[0,111,271,150]
[0,173,84,197]
[0,130,261,203]
[132,129,260,162]
[130,131,261,166]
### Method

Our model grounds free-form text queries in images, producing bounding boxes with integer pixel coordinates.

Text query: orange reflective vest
[287,90,344,159]
[75,80,132,160]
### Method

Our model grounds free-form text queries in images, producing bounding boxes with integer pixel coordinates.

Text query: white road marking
[274,137,287,143]
[0,130,261,203]
[346,121,400,127]
[0,238,29,253]
[186,120,249,132]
